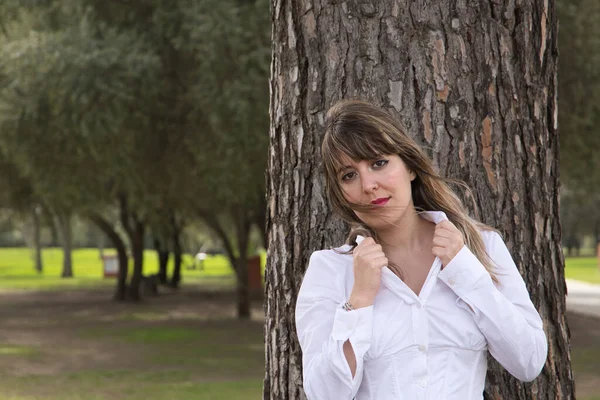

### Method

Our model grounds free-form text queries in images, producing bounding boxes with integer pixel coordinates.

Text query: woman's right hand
[349,237,388,309]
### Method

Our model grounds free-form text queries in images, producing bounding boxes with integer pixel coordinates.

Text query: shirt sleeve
[437,231,548,382]
[295,250,373,400]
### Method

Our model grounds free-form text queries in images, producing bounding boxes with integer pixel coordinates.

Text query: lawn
[565,257,600,284]
[0,247,266,291]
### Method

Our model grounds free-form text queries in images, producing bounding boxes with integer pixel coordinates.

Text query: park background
[0,1,598,399]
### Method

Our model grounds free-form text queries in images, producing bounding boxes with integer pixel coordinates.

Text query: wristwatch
[342,301,355,312]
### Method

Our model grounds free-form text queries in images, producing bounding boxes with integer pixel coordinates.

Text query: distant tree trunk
[265,0,573,399]
[154,237,169,284]
[119,194,145,302]
[127,219,144,301]
[87,213,129,301]
[169,212,184,288]
[53,211,73,278]
[47,214,59,247]
[32,205,43,274]
[234,208,252,318]
[197,207,252,319]
[97,231,105,260]
[170,230,182,288]
[255,187,268,248]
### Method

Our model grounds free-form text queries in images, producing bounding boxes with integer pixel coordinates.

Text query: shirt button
[420,380,428,387]
[448,277,456,286]
[418,344,426,352]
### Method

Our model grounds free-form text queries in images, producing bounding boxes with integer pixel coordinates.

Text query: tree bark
[87,213,129,301]
[265,1,573,399]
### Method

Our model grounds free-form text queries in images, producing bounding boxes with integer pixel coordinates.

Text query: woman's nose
[361,173,379,193]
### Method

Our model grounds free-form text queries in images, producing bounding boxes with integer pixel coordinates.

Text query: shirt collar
[355,210,448,245]
[417,210,448,225]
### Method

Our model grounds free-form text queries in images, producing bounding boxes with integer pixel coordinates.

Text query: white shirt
[295,211,547,400]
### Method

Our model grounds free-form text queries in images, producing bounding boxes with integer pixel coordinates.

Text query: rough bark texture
[264,0,573,399]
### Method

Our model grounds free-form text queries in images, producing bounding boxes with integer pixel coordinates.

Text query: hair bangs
[325,125,398,172]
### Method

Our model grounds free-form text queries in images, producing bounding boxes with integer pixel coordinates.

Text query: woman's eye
[373,159,388,168]
[341,172,356,181]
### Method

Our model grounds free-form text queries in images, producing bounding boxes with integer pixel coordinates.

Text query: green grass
[0,247,257,291]
[0,372,263,400]
[565,257,600,284]
[0,345,40,357]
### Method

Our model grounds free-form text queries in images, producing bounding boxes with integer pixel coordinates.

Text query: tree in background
[557,0,600,247]
[265,0,573,398]
[0,0,270,309]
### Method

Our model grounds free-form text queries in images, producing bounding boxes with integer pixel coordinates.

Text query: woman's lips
[370,197,390,206]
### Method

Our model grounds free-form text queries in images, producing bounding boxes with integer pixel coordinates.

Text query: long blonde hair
[321,99,499,283]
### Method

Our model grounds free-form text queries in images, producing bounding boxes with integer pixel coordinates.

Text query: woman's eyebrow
[337,165,353,174]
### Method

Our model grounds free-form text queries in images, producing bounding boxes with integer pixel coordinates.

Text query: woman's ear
[409,170,417,181]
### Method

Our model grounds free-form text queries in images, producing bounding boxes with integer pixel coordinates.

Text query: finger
[431,246,445,256]
[438,220,457,229]
[358,237,376,247]
[433,231,456,240]
[370,256,388,268]
[432,236,451,247]
[361,246,385,258]
[435,224,457,236]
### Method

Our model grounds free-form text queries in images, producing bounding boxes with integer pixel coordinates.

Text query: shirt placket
[411,258,439,400]
[412,300,429,400]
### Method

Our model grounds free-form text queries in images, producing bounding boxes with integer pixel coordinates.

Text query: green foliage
[0,0,271,239]
[558,0,600,193]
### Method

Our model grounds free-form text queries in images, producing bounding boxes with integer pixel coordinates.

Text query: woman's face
[336,154,416,231]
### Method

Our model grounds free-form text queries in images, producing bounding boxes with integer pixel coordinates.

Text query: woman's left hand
[432,220,465,267]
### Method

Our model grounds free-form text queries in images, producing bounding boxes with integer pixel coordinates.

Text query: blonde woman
[295,100,547,399]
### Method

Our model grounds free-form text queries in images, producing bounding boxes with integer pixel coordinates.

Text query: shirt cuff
[438,245,493,299]
[331,303,373,355]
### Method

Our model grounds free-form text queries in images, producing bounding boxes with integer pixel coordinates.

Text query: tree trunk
[126,219,144,301]
[234,208,252,319]
[265,1,572,399]
[255,187,268,248]
[87,213,129,301]
[197,208,252,319]
[32,205,43,274]
[119,194,145,302]
[53,211,73,278]
[154,237,169,285]
[97,231,105,260]
[170,229,182,288]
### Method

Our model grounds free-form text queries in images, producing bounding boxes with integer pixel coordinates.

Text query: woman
[295,100,547,400]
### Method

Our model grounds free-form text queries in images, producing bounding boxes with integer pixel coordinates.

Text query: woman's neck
[376,210,433,254]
